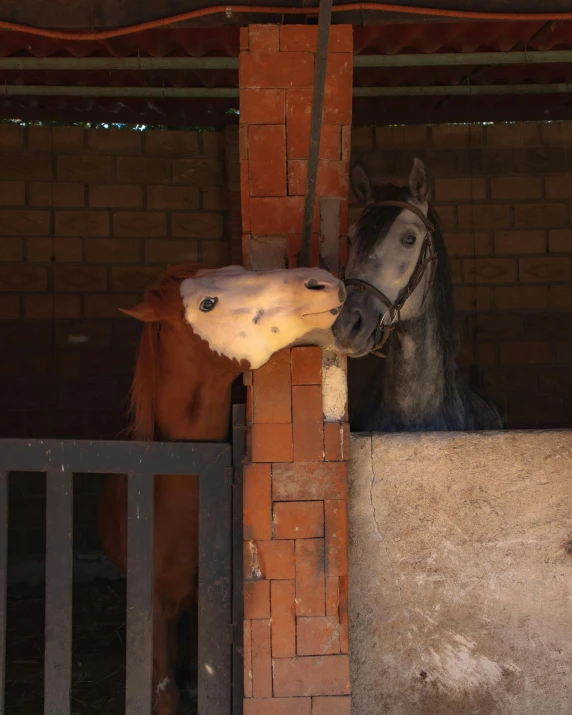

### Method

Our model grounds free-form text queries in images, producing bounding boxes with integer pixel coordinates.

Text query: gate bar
[231,406,246,715]
[0,472,6,715]
[198,446,232,715]
[44,470,73,715]
[126,472,154,715]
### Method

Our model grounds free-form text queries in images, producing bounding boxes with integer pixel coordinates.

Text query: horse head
[122,263,346,370]
[333,158,437,357]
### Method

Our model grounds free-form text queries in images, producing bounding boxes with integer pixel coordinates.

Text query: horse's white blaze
[180,265,345,369]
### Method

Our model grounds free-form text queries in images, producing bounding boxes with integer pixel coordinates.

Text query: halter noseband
[344,200,438,357]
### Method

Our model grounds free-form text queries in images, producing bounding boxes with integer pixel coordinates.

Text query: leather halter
[344,199,438,357]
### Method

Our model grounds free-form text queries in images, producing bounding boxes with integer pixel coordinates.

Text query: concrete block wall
[351,122,572,428]
[239,24,353,713]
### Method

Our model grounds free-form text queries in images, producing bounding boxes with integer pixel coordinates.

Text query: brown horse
[98,263,346,714]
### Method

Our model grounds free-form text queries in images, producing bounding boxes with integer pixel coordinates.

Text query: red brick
[312,696,351,715]
[113,211,166,237]
[297,616,340,656]
[244,698,311,715]
[463,258,516,284]
[458,204,510,229]
[279,25,352,53]
[241,162,251,234]
[171,213,223,239]
[202,186,226,212]
[434,177,486,202]
[244,463,272,541]
[272,462,346,501]
[0,295,20,319]
[500,341,552,365]
[514,203,568,228]
[323,53,352,125]
[110,266,160,292]
[270,580,296,658]
[0,265,47,292]
[145,239,199,264]
[444,231,491,257]
[0,209,50,236]
[0,153,52,182]
[89,184,143,209]
[244,580,270,619]
[24,294,80,319]
[490,176,542,200]
[145,130,200,155]
[549,229,572,253]
[251,423,293,462]
[487,123,539,147]
[325,500,348,578]
[27,237,82,263]
[241,52,314,89]
[0,237,23,262]
[85,238,141,264]
[173,159,224,185]
[273,501,324,540]
[296,538,325,617]
[338,576,349,653]
[293,385,324,462]
[325,577,339,617]
[249,125,287,197]
[341,125,351,162]
[252,349,291,423]
[84,293,140,318]
[201,240,231,266]
[494,230,546,254]
[495,286,547,310]
[251,619,272,698]
[86,128,141,153]
[250,197,304,235]
[201,132,225,158]
[324,422,344,462]
[288,160,348,198]
[454,286,492,312]
[29,182,84,208]
[240,27,249,51]
[431,124,482,148]
[291,346,322,385]
[249,24,279,52]
[249,540,295,580]
[244,620,252,698]
[55,210,109,237]
[53,265,107,292]
[0,181,25,206]
[57,155,113,182]
[0,124,23,149]
[273,655,350,697]
[541,123,572,145]
[286,92,341,159]
[519,257,570,282]
[50,126,84,151]
[117,156,169,184]
[556,341,572,363]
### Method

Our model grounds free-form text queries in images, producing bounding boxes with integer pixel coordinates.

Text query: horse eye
[401,234,417,247]
[199,296,218,312]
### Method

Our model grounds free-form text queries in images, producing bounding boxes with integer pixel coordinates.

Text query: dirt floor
[5,580,197,715]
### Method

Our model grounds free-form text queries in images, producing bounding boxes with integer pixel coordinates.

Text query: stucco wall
[348,431,572,715]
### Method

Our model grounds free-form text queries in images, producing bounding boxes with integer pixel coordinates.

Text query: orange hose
[0,3,569,41]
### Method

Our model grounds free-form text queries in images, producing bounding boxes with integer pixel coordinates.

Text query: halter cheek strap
[343,199,438,357]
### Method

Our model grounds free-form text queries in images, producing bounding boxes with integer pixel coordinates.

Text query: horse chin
[334,334,375,358]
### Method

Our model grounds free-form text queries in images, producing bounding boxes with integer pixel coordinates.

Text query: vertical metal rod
[198,452,232,715]
[0,472,7,715]
[300,0,334,267]
[44,470,73,715]
[126,472,154,715]
[231,406,246,715]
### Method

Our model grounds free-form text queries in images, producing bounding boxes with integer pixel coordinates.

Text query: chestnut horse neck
[127,265,245,443]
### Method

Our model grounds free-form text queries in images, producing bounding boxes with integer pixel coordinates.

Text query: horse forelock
[127,262,216,441]
[355,183,412,259]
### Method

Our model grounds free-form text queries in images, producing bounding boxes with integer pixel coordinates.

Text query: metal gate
[0,405,245,715]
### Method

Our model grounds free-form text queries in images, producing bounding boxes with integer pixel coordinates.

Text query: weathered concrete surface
[348,431,572,715]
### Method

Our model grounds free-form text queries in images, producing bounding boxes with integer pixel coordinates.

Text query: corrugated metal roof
[0,22,571,126]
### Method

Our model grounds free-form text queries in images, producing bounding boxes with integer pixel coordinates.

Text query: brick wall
[351,122,572,429]
[240,24,352,713]
[0,124,229,441]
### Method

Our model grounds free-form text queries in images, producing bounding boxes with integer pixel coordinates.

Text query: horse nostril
[350,310,363,336]
[306,279,326,291]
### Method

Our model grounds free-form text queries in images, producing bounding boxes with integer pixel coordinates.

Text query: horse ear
[409,157,429,205]
[119,302,159,322]
[351,163,373,205]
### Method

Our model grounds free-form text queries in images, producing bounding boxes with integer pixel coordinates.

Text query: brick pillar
[240,24,353,714]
